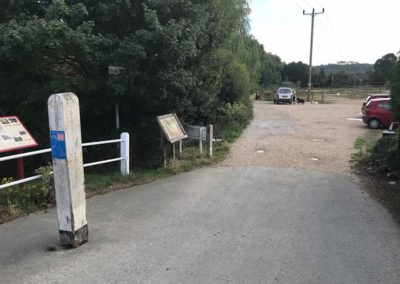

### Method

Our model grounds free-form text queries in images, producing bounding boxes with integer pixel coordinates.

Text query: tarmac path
[1,100,399,283]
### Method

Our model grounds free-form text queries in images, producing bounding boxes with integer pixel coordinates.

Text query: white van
[274,87,294,104]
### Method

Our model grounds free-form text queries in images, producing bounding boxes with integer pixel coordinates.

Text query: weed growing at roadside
[351,137,368,163]
[352,135,400,180]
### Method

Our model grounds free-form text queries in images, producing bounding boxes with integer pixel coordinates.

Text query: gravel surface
[223,98,375,174]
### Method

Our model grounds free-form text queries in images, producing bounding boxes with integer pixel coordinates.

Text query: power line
[315,16,329,39]
[299,0,313,9]
[324,13,337,37]
[303,8,325,101]
[311,0,324,10]
[287,0,304,11]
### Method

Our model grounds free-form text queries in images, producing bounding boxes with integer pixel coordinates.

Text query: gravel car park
[223,96,374,174]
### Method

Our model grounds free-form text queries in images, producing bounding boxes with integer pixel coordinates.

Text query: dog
[296,97,305,105]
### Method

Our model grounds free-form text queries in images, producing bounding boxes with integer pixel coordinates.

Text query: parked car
[361,93,390,114]
[362,98,393,129]
[274,87,294,104]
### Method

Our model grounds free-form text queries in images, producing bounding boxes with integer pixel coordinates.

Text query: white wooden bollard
[209,124,213,157]
[120,132,129,176]
[48,93,88,248]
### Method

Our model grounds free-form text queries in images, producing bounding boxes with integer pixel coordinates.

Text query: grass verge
[0,123,244,224]
[351,134,400,224]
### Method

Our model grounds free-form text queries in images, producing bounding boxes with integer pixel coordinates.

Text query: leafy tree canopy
[371,53,397,83]
[0,0,282,168]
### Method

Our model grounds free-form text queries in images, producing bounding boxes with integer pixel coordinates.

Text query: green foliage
[215,101,253,141]
[34,165,55,203]
[281,61,308,87]
[389,55,400,157]
[355,136,400,176]
[371,53,397,83]
[260,52,283,87]
[351,137,369,163]
[313,63,373,82]
[0,0,279,171]
[390,58,400,121]
[0,165,54,221]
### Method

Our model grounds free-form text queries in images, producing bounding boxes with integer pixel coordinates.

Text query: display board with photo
[0,116,38,152]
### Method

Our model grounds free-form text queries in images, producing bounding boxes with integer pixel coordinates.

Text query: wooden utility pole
[303,8,325,101]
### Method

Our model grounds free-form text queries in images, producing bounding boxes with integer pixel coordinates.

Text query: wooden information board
[157,113,187,143]
[0,116,38,153]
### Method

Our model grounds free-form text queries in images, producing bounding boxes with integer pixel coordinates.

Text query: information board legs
[161,131,167,168]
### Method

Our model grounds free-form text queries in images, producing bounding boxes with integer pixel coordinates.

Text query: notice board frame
[0,116,38,153]
[157,113,188,143]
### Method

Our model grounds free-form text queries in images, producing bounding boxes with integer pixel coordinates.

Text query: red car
[362,98,392,129]
[361,93,390,114]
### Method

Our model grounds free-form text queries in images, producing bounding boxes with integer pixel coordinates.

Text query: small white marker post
[209,124,213,157]
[199,127,203,155]
[48,93,88,248]
[179,140,183,158]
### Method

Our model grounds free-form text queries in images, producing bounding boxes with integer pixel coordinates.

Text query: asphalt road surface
[1,100,399,283]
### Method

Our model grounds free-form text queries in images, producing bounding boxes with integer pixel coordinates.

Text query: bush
[366,137,400,173]
[0,165,54,221]
[215,101,253,141]
[355,136,400,180]
[34,165,55,203]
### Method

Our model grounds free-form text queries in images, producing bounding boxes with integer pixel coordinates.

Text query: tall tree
[281,61,308,87]
[259,52,283,87]
[389,55,400,156]
[371,53,397,83]
[0,0,278,168]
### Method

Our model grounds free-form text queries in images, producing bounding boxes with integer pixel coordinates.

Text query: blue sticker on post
[50,130,66,159]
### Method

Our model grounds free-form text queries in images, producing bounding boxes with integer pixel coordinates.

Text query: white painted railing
[0,132,129,190]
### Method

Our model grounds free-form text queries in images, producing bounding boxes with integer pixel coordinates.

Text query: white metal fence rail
[0,132,129,190]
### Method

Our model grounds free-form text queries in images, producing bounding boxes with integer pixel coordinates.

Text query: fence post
[199,127,203,154]
[48,92,88,248]
[209,124,213,157]
[120,132,129,176]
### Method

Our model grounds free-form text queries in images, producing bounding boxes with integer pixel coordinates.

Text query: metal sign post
[48,93,88,248]
[108,66,126,131]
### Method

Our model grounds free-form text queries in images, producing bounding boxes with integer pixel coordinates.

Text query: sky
[249,0,400,65]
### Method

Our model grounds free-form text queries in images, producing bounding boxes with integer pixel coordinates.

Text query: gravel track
[222,98,373,174]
